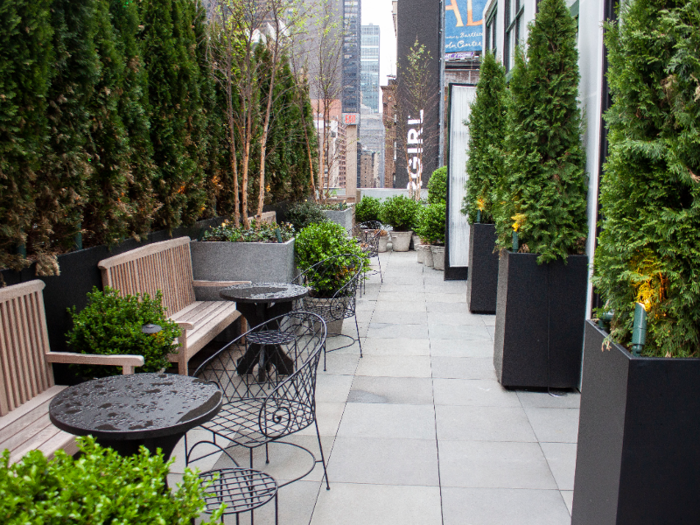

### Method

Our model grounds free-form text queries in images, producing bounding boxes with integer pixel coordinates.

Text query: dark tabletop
[49,373,222,441]
[219,282,309,304]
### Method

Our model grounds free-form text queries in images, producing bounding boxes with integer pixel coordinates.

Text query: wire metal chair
[293,254,364,371]
[185,311,329,490]
[353,220,384,287]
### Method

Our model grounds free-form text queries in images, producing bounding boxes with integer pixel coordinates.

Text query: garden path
[173,249,579,525]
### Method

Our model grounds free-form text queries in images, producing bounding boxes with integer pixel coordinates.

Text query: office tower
[361,24,380,113]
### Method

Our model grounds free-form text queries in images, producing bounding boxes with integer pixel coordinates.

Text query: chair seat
[200,467,277,516]
[201,398,314,447]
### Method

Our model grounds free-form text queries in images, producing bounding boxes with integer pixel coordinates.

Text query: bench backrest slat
[0,281,55,417]
[98,237,195,316]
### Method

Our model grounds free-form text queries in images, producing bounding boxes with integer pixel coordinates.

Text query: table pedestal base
[96,432,184,461]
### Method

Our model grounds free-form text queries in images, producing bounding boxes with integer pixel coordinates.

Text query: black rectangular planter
[572,320,700,525]
[466,223,499,314]
[493,251,588,388]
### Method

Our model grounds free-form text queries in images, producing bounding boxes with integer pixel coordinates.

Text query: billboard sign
[444,0,487,54]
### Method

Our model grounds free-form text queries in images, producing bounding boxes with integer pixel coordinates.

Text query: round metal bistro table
[49,373,222,459]
[220,283,309,377]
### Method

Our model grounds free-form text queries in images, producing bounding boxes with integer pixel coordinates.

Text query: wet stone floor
[171,250,579,525]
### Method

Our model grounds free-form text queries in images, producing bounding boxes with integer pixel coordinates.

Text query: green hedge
[592,0,700,357]
[0,0,316,275]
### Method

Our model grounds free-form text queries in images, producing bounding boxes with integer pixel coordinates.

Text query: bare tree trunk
[256,49,278,217]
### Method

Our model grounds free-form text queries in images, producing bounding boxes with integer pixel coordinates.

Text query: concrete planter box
[378,234,389,252]
[572,321,700,525]
[493,251,588,389]
[190,238,295,300]
[390,231,413,252]
[467,223,499,314]
[322,207,353,234]
[424,246,434,267]
[416,244,429,264]
[431,245,445,270]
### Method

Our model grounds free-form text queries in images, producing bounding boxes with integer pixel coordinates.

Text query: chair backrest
[0,281,54,416]
[354,222,382,257]
[98,237,195,316]
[194,311,326,440]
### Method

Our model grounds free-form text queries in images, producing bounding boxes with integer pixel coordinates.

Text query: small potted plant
[66,287,180,377]
[492,0,588,389]
[462,51,507,314]
[572,1,700,522]
[190,219,296,285]
[355,196,382,223]
[285,201,328,232]
[379,195,420,252]
[0,437,224,522]
[415,203,446,270]
[295,222,369,333]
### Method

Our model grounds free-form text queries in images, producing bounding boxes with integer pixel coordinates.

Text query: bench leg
[178,357,188,376]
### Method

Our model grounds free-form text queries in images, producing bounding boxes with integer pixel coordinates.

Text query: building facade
[360,25,380,113]
[342,0,361,114]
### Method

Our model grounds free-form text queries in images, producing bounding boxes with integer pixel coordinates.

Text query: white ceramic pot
[416,244,426,264]
[424,246,434,267]
[431,245,445,271]
[378,235,389,253]
[390,231,413,252]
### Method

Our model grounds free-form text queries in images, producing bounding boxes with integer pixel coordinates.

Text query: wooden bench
[98,237,246,375]
[0,281,144,464]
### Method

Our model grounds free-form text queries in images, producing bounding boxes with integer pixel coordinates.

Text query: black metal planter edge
[466,223,499,314]
[493,251,588,389]
[571,320,700,525]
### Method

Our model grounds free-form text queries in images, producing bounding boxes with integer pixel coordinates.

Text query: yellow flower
[477,198,486,211]
[511,213,527,232]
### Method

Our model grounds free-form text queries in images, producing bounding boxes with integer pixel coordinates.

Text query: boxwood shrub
[0,437,224,524]
[379,195,421,232]
[415,203,446,245]
[427,167,447,205]
[355,196,382,223]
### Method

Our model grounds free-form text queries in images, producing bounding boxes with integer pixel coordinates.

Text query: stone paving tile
[442,487,572,525]
[430,338,494,358]
[433,378,521,407]
[431,356,498,380]
[517,389,581,409]
[348,376,434,405]
[311,483,442,525]
[524,407,581,444]
[366,322,429,340]
[428,322,493,341]
[436,405,538,442]
[328,436,439,486]
[361,337,431,356]
[540,442,578,491]
[427,311,488,326]
[425,301,470,313]
[370,310,428,325]
[355,355,432,378]
[337,402,436,440]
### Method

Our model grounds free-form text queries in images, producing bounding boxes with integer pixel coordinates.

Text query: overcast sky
[362,0,397,102]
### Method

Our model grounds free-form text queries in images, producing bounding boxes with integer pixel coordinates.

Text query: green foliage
[0,436,224,524]
[295,222,369,296]
[592,0,700,357]
[463,52,507,223]
[286,201,328,232]
[66,287,180,377]
[379,195,421,232]
[321,202,349,211]
[0,0,53,272]
[494,0,587,263]
[202,219,294,243]
[427,167,447,205]
[355,196,382,223]
[415,203,446,245]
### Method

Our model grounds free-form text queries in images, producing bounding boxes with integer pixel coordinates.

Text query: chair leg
[250,448,254,469]
[275,494,279,525]
[265,443,270,464]
[323,341,327,372]
[315,419,331,490]
[355,315,363,359]
[377,254,383,283]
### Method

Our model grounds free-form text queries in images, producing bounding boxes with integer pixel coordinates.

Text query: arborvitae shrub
[495,0,587,263]
[463,52,507,224]
[0,0,53,271]
[427,166,447,205]
[593,0,700,357]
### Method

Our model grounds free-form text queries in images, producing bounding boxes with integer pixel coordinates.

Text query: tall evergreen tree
[140,0,199,230]
[0,0,53,271]
[495,0,587,262]
[82,0,133,246]
[109,0,159,238]
[463,51,507,224]
[33,0,101,272]
[593,0,700,357]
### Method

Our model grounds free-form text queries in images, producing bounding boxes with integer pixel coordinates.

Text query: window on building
[504,0,524,72]
[485,7,497,55]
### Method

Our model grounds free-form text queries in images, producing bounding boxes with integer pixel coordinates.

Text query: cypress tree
[495,0,587,263]
[463,51,507,224]
[140,0,198,230]
[109,0,159,238]
[593,0,700,357]
[82,0,133,246]
[33,0,101,270]
[0,0,53,271]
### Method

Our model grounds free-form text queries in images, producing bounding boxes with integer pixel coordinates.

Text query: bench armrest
[192,280,251,288]
[176,321,195,331]
[45,352,145,375]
